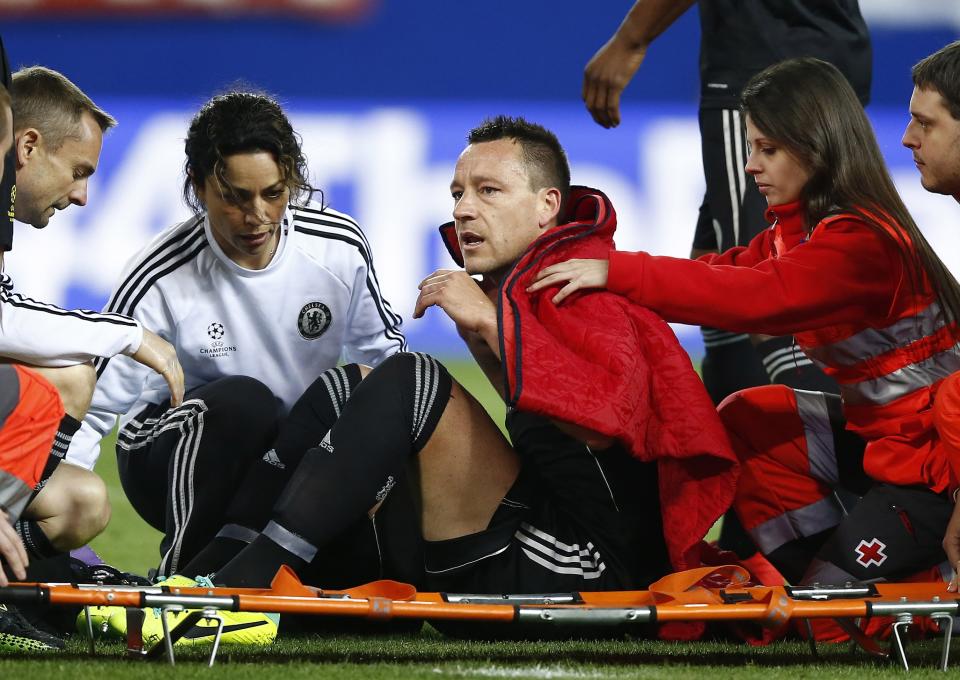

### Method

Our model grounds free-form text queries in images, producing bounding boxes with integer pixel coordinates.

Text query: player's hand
[528,259,610,305]
[944,494,960,591]
[414,269,498,339]
[132,329,185,407]
[0,509,27,586]
[583,34,647,128]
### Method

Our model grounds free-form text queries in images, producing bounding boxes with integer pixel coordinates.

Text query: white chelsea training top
[67,201,405,469]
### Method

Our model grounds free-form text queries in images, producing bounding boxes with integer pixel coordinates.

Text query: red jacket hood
[440,186,738,570]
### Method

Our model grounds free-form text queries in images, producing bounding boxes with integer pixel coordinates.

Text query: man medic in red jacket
[902,40,960,592]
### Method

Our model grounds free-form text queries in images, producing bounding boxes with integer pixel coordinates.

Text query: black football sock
[184,365,366,577]
[49,415,81,464]
[756,335,840,393]
[179,527,255,579]
[26,415,78,502]
[214,353,451,588]
[14,520,59,561]
[699,328,769,405]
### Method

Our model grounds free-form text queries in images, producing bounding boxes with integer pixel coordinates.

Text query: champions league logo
[201,322,236,358]
[298,302,332,340]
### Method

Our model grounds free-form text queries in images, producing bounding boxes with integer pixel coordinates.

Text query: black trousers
[116,376,278,577]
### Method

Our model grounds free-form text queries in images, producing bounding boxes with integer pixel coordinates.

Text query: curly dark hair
[183,90,316,213]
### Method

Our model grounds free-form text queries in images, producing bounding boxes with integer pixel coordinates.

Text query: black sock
[213,533,309,588]
[14,520,59,560]
[214,353,451,588]
[188,365,367,578]
[224,364,366,534]
[700,328,769,404]
[50,415,81,461]
[182,527,257,577]
[29,415,79,498]
[756,336,840,393]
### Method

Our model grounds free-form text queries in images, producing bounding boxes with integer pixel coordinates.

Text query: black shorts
[693,107,770,252]
[423,411,671,595]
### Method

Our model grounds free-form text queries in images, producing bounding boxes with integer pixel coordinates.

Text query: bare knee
[28,363,96,420]
[417,381,519,541]
[26,464,111,549]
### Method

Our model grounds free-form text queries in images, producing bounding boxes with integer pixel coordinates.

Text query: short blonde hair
[11,66,115,149]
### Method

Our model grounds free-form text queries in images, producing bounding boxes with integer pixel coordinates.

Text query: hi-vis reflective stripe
[805,301,946,368]
[0,469,31,523]
[840,344,960,407]
[795,391,838,486]
[749,495,844,554]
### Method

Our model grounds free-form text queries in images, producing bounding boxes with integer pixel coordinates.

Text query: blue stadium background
[3,2,959,356]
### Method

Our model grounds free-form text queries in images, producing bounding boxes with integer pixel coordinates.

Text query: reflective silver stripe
[216,523,259,544]
[749,495,844,554]
[263,520,318,563]
[0,364,20,428]
[840,343,960,406]
[795,390,838,486]
[805,301,946,368]
[0,469,31,523]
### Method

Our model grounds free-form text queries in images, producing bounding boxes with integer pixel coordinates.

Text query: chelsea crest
[298,302,332,340]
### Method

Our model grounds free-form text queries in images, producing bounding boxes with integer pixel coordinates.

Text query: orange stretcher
[0,565,954,670]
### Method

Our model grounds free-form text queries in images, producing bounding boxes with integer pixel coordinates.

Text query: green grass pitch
[7,359,953,675]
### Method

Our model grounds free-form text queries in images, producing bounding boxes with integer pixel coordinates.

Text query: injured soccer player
[211,115,738,594]
[84,116,739,645]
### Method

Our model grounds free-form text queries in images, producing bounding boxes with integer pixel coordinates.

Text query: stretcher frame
[0,566,955,670]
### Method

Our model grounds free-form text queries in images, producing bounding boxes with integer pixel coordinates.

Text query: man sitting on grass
[88,116,737,644]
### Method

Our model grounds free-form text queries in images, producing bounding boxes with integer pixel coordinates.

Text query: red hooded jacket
[440,186,738,570]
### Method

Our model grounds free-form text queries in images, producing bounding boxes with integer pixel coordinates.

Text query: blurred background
[2,0,960,360]
[3,0,959,570]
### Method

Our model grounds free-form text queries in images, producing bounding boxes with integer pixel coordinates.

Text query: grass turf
[15,359,952,674]
[3,633,956,677]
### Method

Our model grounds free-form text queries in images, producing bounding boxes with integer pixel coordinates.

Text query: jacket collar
[764,200,805,233]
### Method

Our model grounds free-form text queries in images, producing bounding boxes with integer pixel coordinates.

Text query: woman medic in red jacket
[530,57,960,589]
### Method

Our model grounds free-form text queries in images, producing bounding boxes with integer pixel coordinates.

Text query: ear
[537,187,563,229]
[15,128,41,169]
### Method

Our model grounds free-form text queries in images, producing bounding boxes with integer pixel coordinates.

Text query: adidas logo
[318,431,334,453]
[375,475,395,502]
[261,449,285,470]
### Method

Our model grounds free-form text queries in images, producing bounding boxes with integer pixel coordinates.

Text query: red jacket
[607,200,960,493]
[440,187,738,570]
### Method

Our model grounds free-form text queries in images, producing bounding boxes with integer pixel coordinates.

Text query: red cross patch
[854,538,888,568]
